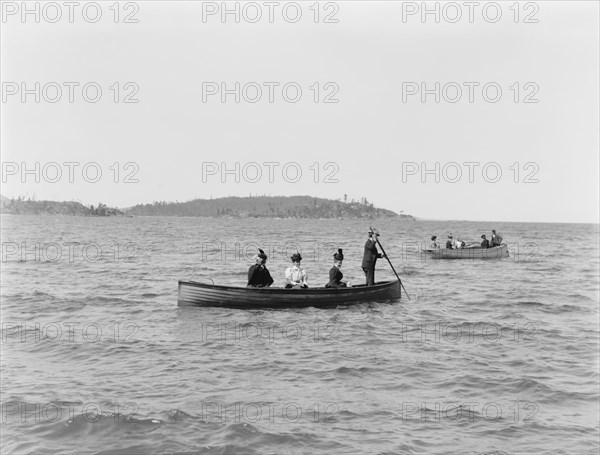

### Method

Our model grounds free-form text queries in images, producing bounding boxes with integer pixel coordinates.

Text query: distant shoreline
[0,194,415,220]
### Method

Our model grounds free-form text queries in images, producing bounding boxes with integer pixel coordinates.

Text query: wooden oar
[370,226,410,300]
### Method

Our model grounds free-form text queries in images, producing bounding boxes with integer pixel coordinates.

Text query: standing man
[362,229,385,286]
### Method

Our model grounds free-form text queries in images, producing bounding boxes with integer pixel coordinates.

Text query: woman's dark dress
[325,266,346,288]
[247,264,274,287]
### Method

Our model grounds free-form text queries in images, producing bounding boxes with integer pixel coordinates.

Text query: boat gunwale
[178,279,399,294]
[423,243,508,253]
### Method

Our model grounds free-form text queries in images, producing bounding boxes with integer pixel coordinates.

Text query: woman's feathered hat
[333,249,344,261]
[254,248,268,263]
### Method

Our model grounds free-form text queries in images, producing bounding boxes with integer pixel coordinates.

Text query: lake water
[1,216,598,454]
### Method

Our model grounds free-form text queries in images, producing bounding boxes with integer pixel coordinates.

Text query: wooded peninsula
[0,195,414,220]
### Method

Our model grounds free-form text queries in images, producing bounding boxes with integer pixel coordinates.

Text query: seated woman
[491,229,503,247]
[326,249,347,288]
[480,235,490,249]
[247,249,274,287]
[285,252,308,288]
[446,235,454,249]
[430,235,439,249]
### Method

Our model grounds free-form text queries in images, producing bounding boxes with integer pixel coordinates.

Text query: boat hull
[178,280,401,308]
[423,243,509,259]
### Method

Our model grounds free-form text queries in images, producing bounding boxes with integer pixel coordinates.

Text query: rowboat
[177,280,401,308]
[423,243,509,259]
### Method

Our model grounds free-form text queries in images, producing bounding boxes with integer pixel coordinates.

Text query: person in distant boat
[362,230,385,286]
[430,235,439,249]
[491,230,503,247]
[285,252,308,289]
[326,249,347,288]
[247,249,274,288]
[446,234,454,249]
[480,235,490,249]
[456,238,465,249]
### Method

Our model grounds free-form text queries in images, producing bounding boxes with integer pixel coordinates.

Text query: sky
[1,1,598,223]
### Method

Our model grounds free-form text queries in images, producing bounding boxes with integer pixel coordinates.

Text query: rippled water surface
[1,216,599,454]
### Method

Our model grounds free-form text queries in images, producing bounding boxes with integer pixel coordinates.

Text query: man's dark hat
[291,252,302,262]
[257,248,267,260]
[431,235,437,241]
[481,235,486,239]
[333,249,344,261]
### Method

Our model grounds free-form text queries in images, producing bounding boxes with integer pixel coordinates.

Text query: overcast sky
[1,1,598,223]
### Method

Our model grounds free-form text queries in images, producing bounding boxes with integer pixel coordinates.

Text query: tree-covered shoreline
[0,196,122,216]
[0,195,414,220]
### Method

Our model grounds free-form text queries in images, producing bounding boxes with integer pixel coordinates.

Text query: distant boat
[177,280,401,308]
[423,244,509,259]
